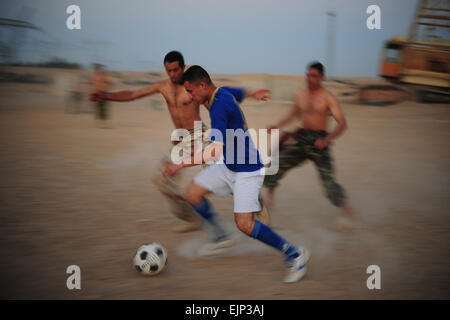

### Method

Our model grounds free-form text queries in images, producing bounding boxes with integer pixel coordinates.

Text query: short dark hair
[93,63,104,70]
[164,51,185,68]
[181,65,212,85]
[308,61,325,75]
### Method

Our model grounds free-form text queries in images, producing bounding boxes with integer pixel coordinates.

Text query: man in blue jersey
[163,65,310,283]
[91,51,271,233]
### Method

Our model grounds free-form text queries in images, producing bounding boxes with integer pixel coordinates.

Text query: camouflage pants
[263,129,346,207]
[95,95,109,120]
[153,124,210,222]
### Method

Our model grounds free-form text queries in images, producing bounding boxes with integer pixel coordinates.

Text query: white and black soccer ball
[133,242,168,276]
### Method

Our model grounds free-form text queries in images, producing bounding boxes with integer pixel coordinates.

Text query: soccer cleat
[283,247,311,283]
[197,235,237,257]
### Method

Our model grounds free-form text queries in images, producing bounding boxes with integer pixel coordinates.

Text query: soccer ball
[133,242,168,276]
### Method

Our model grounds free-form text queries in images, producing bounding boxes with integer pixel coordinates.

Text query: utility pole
[326,10,337,79]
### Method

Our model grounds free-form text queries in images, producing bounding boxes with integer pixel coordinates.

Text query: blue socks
[250,220,299,260]
[191,198,228,241]
[191,198,299,261]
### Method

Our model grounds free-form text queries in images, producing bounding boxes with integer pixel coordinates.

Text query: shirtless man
[264,61,355,228]
[90,51,270,232]
[90,64,111,127]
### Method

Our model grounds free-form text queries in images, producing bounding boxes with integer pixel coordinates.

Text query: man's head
[181,65,213,105]
[306,61,325,90]
[93,63,105,72]
[164,51,185,84]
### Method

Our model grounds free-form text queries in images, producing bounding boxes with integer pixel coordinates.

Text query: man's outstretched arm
[90,82,161,102]
[222,87,271,103]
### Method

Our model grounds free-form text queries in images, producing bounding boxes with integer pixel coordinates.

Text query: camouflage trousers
[153,123,210,223]
[263,128,346,207]
[95,92,109,120]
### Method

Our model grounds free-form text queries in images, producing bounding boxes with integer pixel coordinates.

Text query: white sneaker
[197,236,237,257]
[283,247,311,283]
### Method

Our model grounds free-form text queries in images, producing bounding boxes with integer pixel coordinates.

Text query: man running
[90,64,111,128]
[163,65,309,283]
[90,51,270,232]
[264,61,356,228]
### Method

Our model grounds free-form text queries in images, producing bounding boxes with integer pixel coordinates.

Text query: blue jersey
[209,87,264,172]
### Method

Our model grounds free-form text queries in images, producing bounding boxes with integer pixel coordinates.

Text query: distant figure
[90,64,111,127]
[65,69,84,114]
[264,61,356,230]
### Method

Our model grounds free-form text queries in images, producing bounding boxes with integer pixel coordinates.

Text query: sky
[0,0,419,76]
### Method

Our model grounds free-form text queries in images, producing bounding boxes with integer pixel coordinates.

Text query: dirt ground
[0,71,449,300]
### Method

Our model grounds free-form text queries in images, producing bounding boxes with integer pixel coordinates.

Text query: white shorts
[194,163,265,213]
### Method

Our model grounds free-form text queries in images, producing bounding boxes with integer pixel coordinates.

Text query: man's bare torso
[294,87,331,131]
[91,72,109,92]
[159,79,202,130]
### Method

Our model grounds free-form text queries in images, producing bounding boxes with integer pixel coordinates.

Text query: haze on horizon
[0,0,418,77]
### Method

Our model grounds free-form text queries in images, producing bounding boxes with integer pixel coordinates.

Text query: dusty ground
[0,69,449,299]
